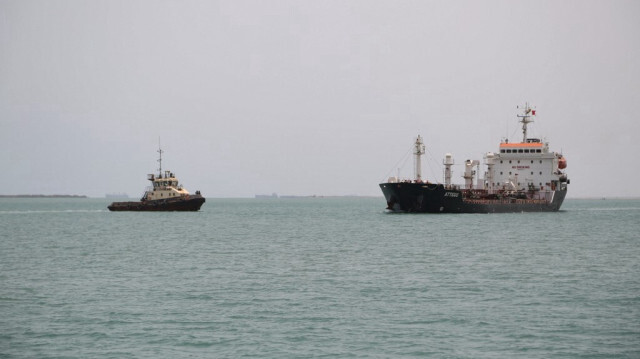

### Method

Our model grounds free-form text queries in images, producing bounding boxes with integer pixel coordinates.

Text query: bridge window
[536,149,542,153]
[518,149,524,153]
[524,149,530,153]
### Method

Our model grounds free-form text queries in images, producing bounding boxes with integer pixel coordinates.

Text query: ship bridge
[499,140,547,155]
[144,170,190,201]
[462,104,567,193]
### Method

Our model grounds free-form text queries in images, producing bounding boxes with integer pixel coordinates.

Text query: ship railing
[460,188,555,201]
[463,198,549,205]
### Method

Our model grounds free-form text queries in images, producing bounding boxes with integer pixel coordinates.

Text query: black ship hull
[108,195,205,212]
[380,183,566,213]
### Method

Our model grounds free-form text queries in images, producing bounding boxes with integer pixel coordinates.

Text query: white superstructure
[140,146,193,201]
[448,104,568,194]
[143,171,191,201]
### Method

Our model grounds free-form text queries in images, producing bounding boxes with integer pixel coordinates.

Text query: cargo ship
[380,104,569,213]
[108,147,205,212]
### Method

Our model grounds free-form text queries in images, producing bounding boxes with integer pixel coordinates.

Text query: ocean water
[1,197,639,358]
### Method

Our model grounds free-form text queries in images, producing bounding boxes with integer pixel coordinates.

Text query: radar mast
[157,139,164,177]
[517,103,535,142]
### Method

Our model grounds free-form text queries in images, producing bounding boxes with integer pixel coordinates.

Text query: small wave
[574,207,640,212]
[177,341,215,348]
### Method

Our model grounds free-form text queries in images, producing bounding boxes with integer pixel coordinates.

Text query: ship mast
[157,140,163,177]
[517,103,535,142]
[413,135,426,181]
[443,153,454,187]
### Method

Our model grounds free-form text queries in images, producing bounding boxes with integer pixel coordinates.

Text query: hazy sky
[1,0,639,198]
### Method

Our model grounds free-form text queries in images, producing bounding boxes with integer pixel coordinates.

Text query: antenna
[157,138,163,176]
[506,113,509,143]
[517,103,535,142]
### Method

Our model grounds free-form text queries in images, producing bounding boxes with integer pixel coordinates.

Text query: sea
[1,197,639,358]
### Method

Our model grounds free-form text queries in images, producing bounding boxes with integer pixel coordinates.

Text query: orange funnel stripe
[499,142,543,148]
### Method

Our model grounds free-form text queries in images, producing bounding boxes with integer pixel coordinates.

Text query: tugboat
[108,147,205,211]
[380,104,569,213]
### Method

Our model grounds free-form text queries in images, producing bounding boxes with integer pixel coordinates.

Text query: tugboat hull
[380,183,566,213]
[108,195,205,212]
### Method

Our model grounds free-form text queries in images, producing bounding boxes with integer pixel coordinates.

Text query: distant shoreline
[0,194,87,198]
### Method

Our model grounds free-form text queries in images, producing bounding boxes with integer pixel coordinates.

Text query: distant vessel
[108,147,205,212]
[255,193,279,199]
[105,193,129,199]
[380,104,569,213]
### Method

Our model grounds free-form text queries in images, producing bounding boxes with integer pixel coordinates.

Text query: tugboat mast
[157,140,164,177]
[413,135,425,181]
[517,103,535,142]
